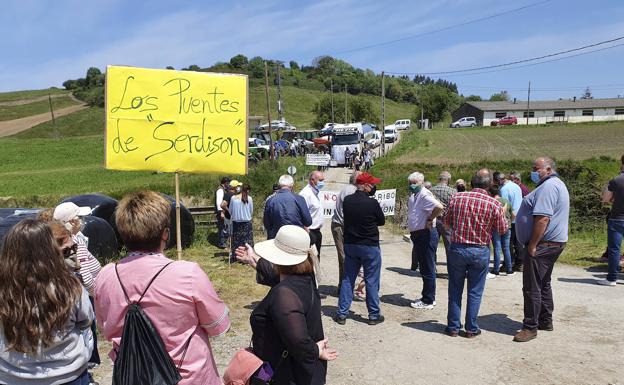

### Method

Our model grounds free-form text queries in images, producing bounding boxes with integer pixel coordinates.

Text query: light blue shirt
[230,195,253,222]
[515,176,570,244]
[500,180,522,223]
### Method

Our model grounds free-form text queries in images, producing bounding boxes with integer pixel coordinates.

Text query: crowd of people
[2,153,624,385]
[344,146,375,171]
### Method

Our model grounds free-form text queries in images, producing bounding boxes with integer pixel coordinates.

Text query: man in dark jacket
[334,172,386,326]
[263,174,312,239]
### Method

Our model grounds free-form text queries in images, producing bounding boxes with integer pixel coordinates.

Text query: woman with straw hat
[236,225,338,384]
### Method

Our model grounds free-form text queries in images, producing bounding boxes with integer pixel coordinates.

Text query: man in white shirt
[300,171,325,258]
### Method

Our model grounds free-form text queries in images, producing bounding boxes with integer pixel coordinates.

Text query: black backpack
[113,262,191,385]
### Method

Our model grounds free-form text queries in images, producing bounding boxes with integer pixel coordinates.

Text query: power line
[385,40,624,77]
[332,0,553,55]
[385,36,624,76]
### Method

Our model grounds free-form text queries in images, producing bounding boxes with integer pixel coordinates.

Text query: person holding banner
[299,171,326,257]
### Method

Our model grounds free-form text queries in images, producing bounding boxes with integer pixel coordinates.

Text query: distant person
[263,175,312,240]
[215,177,231,248]
[455,179,466,192]
[599,153,624,286]
[334,172,386,326]
[430,171,457,259]
[95,190,230,384]
[235,226,337,384]
[229,184,254,263]
[513,157,569,342]
[300,171,326,257]
[221,180,242,249]
[487,186,514,278]
[363,148,372,171]
[444,172,508,338]
[331,171,361,290]
[0,219,94,385]
[345,147,352,169]
[407,172,444,310]
[493,172,524,273]
[510,171,530,197]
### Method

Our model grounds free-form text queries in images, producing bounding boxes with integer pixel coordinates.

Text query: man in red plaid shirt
[444,171,508,338]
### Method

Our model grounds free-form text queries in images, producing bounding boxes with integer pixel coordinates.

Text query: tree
[62,79,78,90]
[182,64,201,71]
[489,91,509,101]
[289,60,300,70]
[465,95,483,101]
[248,56,265,78]
[85,67,103,87]
[413,84,461,123]
[229,54,249,69]
[312,94,378,128]
[165,66,175,70]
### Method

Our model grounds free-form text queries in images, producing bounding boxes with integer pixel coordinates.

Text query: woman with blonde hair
[0,219,94,385]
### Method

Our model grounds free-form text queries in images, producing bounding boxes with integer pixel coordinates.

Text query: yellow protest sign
[105,65,248,174]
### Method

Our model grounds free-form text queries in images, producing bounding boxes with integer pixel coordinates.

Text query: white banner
[319,188,396,218]
[306,153,331,166]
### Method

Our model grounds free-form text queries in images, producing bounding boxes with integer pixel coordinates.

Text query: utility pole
[526,81,531,125]
[381,71,386,156]
[276,61,284,122]
[344,84,348,124]
[264,61,274,160]
[330,78,335,123]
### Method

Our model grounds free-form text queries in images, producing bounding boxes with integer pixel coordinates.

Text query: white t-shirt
[299,184,324,230]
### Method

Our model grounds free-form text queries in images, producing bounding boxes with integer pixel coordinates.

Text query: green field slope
[0,95,78,121]
[0,88,68,102]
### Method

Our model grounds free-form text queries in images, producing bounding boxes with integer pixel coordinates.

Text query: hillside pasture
[0,88,68,102]
[395,122,624,165]
[0,95,79,121]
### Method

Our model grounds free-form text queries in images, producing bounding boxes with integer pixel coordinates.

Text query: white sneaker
[410,299,436,309]
[596,279,616,286]
[486,273,497,280]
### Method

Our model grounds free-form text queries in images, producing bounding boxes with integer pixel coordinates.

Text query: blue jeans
[491,230,512,273]
[337,244,382,319]
[410,228,439,304]
[446,243,490,333]
[62,371,89,385]
[607,219,624,282]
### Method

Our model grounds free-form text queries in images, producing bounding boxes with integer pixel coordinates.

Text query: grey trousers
[331,222,345,288]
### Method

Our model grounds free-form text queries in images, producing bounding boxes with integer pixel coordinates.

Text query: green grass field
[0,95,79,121]
[0,88,68,102]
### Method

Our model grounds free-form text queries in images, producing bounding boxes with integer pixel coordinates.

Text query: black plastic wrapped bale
[61,194,120,244]
[160,194,195,249]
[0,208,30,220]
[82,215,119,262]
[0,211,39,248]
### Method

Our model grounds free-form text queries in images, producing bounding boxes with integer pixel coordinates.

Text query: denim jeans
[61,371,89,385]
[491,230,512,273]
[606,219,624,282]
[337,244,382,319]
[410,228,439,304]
[446,243,490,333]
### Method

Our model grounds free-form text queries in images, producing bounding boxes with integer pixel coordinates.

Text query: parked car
[257,120,296,131]
[490,116,518,126]
[383,127,398,143]
[450,117,477,128]
[365,130,382,148]
[394,119,411,130]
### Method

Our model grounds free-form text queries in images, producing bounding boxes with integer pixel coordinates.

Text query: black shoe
[513,264,524,272]
[368,315,385,326]
[464,329,482,338]
[506,270,516,276]
[538,323,553,331]
[333,314,346,325]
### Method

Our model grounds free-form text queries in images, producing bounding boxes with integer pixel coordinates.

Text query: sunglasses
[62,243,78,258]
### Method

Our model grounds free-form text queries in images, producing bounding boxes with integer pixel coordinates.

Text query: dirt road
[0,103,86,137]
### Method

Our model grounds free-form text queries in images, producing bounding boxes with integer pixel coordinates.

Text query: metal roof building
[452,98,624,126]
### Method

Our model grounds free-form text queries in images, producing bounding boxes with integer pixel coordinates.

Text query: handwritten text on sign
[320,189,395,218]
[105,65,248,174]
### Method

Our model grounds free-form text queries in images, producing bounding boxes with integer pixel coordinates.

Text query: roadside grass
[0,88,68,102]
[0,95,78,121]
[394,121,624,165]
[11,107,105,138]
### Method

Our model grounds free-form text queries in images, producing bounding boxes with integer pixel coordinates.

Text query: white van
[394,119,411,130]
[384,126,398,143]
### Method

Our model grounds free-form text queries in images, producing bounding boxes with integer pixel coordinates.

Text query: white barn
[452,98,624,126]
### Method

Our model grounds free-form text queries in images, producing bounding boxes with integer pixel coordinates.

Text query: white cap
[53,202,92,223]
[254,225,311,266]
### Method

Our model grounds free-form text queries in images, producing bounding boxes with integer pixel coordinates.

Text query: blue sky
[2,0,624,100]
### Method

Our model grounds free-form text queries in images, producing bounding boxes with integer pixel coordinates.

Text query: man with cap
[215,177,231,248]
[299,171,326,257]
[334,172,386,326]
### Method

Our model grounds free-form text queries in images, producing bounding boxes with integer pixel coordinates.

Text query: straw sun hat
[254,225,311,266]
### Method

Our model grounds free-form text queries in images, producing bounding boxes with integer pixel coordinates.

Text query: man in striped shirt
[444,172,508,338]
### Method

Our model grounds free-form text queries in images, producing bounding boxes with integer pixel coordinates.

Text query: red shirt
[444,188,509,246]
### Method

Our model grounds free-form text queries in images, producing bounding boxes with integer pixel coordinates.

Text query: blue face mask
[409,184,422,194]
[316,181,325,190]
[530,171,541,184]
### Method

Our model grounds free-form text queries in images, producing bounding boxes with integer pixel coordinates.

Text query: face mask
[316,181,325,190]
[409,184,422,194]
[530,171,541,184]
[368,185,377,196]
